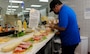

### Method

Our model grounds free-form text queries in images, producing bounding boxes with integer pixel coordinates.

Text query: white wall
[39,8,47,16]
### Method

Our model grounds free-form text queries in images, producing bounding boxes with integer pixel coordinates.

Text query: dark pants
[61,43,79,54]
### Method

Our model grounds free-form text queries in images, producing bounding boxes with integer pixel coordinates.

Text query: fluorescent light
[31,5,42,7]
[9,0,24,3]
[23,10,30,12]
[7,9,16,11]
[39,0,48,2]
[8,5,19,8]
[7,10,14,12]
[6,13,10,15]
[26,8,31,10]
[6,11,14,13]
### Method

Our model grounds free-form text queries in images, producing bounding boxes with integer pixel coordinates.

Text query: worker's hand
[55,31,60,35]
[48,24,55,29]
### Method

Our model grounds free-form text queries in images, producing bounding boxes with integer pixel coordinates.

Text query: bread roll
[33,32,41,36]
[23,36,32,42]
[1,41,21,52]
[40,30,46,33]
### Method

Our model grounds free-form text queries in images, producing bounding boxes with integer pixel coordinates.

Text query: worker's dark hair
[50,0,62,12]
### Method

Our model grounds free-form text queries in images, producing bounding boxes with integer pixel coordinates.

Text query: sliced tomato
[33,36,42,41]
[25,42,32,45]
[14,47,25,53]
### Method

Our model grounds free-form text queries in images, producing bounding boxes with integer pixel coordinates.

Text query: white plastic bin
[75,36,88,54]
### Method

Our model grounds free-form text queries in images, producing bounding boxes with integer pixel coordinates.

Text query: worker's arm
[49,11,68,32]
[49,24,65,31]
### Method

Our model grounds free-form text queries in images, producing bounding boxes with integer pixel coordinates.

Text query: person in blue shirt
[49,0,81,54]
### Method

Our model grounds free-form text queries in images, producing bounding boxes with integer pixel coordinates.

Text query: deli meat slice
[25,42,32,45]
[21,42,32,45]
[41,33,47,36]
[33,36,42,41]
[18,44,30,49]
[14,47,22,51]
[14,47,25,52]
[18,42,32,49]
[13,42,33,54]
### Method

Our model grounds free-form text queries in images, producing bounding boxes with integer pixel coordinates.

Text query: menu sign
[84,8,90,19]
[29,9,40,28]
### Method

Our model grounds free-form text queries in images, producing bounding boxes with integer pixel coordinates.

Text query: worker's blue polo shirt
[58,4,81,46]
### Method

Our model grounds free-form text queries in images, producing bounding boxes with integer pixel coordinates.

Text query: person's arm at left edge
[49,12,68,32]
